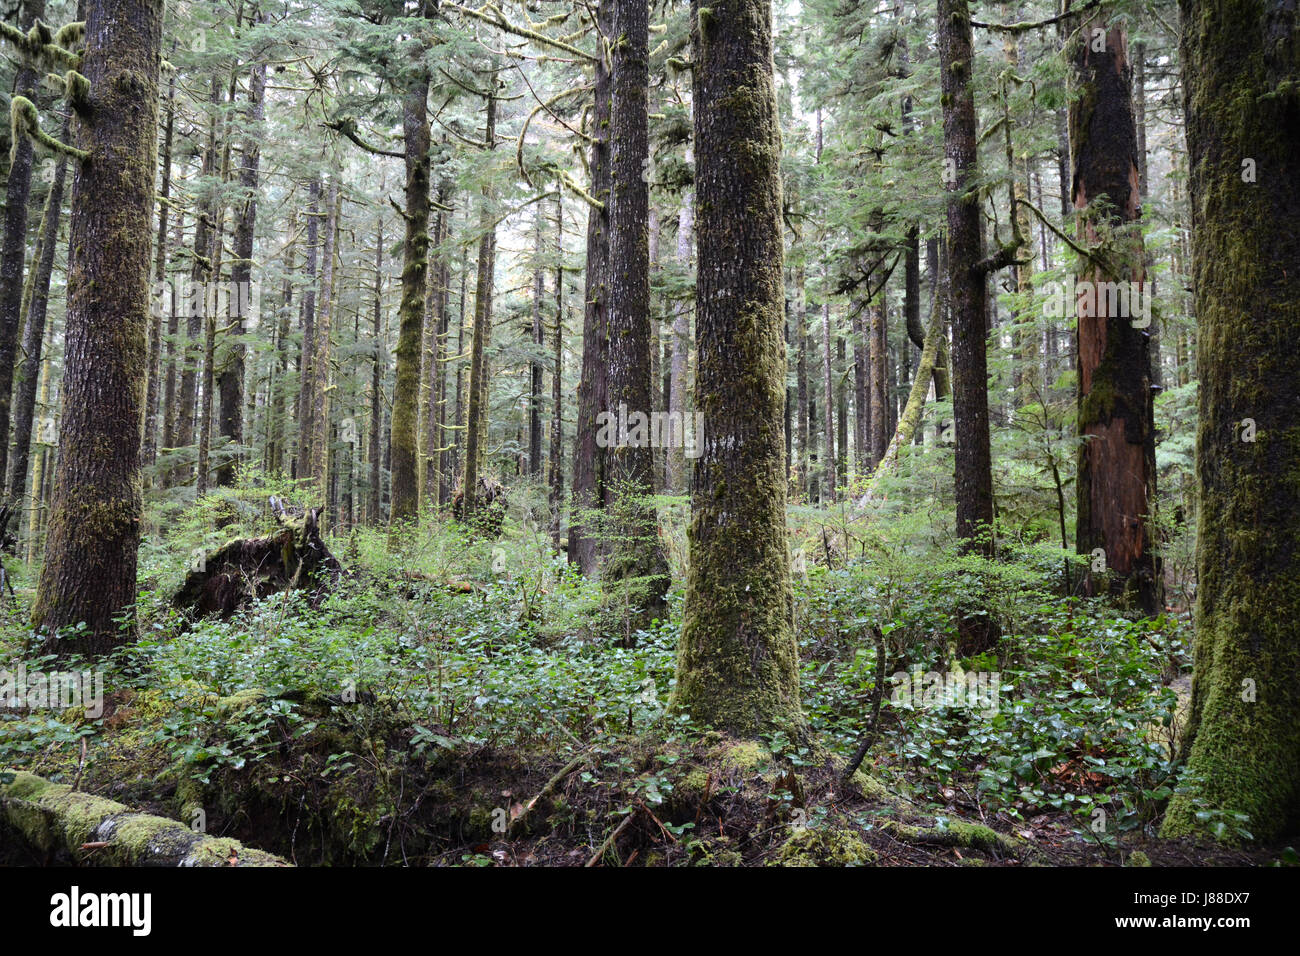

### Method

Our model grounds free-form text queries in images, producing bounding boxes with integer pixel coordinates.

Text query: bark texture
[673,0,802,736]
[1161,0,1300,844]
[32,0,163,654]
[1070,19,1160,615]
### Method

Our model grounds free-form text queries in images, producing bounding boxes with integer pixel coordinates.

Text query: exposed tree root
[172,497,342,619]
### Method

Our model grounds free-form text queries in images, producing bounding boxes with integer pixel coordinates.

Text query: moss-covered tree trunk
[673,0,802,737]
[1,771,285,866]
[7,113,68,505]
[1161,0,1300,844]
[0,0,46,494]
[32,0,163,654]
[571,6,613,572]
[390,75,431,527]
[1070,18,1161,616]
[462,90,496,519]
[216,44,266,488]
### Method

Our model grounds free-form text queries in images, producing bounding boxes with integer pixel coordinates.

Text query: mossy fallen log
[880,818,1024,857]
[173,496,343,619]
[0,770,288,866]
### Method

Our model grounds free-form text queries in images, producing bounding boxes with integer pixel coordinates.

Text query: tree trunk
[435,190,453,506]
[1161,0,1300,844]
[367,214,383,522]
[548,189,564,544]
[32,0,163,655]
[529,206,544,476]
[7,113,68,505]
[939,0,998,655]
[1,771,285,866]
[462,88,497,520]
[852,300,868,474]
[796,262,809,496]
[1070,18,1160,616]
[424,182,450,508]
[176,77,223,486]
[390,76,430,527]
[0,0,45,493]
[305,174,339,501]
[602,0,669,628]
[142,71,175,484]
[216,43,266,487]
[571,8,613,571]
[268,214,294,476]
[821,299,836,501]
[196,115,234,499]
[673,0,801,736]
[667,167,693,492]
[869,295,888,466]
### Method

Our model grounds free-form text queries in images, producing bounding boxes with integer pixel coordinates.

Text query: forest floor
[1,489,1294,866]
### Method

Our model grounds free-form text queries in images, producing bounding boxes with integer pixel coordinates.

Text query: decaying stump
[173,496,343,619]
[451,475,507,537]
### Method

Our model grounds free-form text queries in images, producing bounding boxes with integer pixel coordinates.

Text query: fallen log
[173,496,343,619]
[0,770,288,866]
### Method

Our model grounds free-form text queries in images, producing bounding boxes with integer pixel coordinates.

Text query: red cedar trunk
[1070,20,1160,615]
